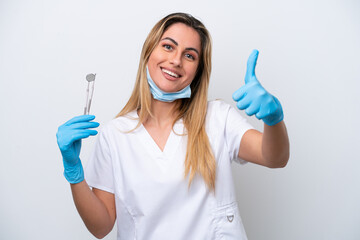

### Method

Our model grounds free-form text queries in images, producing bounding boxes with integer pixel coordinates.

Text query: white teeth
[162,68,179,78]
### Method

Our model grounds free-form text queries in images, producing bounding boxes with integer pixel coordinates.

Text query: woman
[56,12,289,239]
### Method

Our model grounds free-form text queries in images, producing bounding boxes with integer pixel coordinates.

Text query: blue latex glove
[56,115,99,184]
[232,50,283,126]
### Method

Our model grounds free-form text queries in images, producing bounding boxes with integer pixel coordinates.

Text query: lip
[160,67,182,81]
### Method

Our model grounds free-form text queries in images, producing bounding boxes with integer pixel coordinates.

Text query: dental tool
[84,73,96,115]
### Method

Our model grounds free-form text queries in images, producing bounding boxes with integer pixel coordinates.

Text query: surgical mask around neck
[146,66,191,102]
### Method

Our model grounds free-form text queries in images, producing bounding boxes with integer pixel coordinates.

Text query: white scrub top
[85,100,254,240]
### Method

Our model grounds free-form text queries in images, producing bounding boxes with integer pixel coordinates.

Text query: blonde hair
[116,13,216,192]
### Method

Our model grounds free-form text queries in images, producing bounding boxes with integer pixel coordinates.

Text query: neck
[143,98,180,128]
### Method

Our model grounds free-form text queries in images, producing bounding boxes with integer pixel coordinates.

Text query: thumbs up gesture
[232,50,283,126]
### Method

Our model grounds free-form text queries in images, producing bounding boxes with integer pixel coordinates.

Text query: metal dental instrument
[84,73,96,115]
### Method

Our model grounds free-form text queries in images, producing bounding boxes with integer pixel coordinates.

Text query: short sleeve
[85,125,115,193]
[225,104,255,164]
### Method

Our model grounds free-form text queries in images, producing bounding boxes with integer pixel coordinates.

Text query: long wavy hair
[116,13,216,192]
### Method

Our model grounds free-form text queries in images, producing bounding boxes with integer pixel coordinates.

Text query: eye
[163,44,173,50]
[185,53,195,60]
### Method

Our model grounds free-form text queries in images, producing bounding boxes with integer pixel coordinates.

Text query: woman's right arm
[71,181,116,239]
[56,115,115,239]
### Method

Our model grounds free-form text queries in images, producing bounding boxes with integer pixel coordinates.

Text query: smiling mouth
[161,67,181,78]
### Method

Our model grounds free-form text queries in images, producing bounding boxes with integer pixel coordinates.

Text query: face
[147,23,201,93]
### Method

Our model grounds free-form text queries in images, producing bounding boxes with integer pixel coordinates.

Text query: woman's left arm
[233,50,289,168]
[261,121,289,167]
[237,122,289,168]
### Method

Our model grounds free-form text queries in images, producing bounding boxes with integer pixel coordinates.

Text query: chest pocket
[212,202,248,240]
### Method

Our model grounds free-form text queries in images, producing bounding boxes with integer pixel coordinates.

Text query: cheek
[147,54,160,75]
[186,63,199,79]
[148,54,157,68]
[149,48,166,63]
[182,67,197,87]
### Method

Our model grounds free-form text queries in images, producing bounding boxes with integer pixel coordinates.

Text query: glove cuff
[63,159,84,184]
[263,113,284,126]
[263,96,284,126]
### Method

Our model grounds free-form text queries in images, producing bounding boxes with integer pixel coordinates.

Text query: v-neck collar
[129,110,184,159]
[140,124,173,154]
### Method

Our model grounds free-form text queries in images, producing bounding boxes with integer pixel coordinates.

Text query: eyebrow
[161,37,200,56]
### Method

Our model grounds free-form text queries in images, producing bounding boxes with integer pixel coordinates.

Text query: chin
[155,82,178,93]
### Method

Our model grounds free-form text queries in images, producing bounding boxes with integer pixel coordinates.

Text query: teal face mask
[146,66,191,102]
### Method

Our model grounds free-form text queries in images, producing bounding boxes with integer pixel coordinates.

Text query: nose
[169,51,182,67]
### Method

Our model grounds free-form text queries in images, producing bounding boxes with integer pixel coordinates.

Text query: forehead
[161,23,201,50]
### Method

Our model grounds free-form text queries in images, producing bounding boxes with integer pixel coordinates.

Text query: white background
[0,0,359,239]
